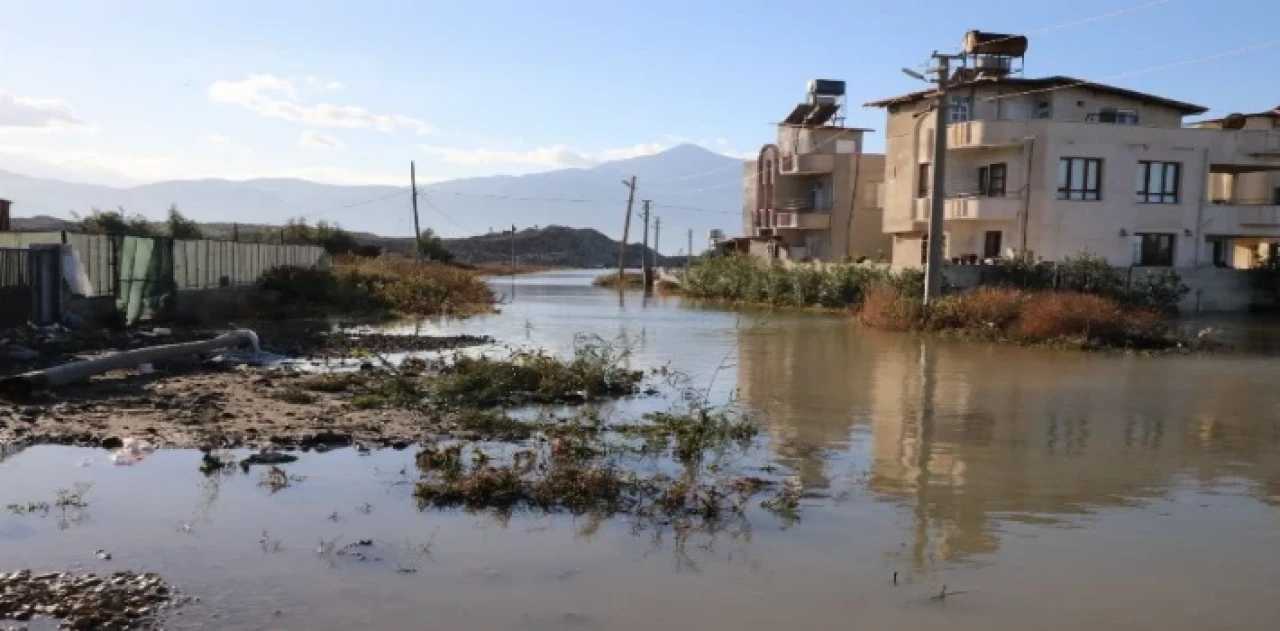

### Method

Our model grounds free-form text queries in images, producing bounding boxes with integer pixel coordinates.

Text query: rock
[100,437,123,450]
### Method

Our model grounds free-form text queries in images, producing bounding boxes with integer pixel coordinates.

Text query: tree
[165,205,204,239]
[74,207,152,236]
[417,227,455,263]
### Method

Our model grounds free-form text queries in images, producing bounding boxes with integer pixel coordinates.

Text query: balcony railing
[1210,199,1280,226]
[912,194,1021,222]
[774,211,831,230]
[779,152,835,175]
[778,197,833,213]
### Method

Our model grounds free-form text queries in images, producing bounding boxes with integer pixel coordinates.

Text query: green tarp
[115,236,175,324]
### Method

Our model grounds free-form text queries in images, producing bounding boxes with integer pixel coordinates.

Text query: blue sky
[1,0,1277,188]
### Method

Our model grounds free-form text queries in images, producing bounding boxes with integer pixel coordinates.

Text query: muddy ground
[0,327,495,450]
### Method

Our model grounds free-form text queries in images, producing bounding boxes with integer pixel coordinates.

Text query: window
[983,231,1003,259]
[1134,233,1175,267]
[917,163,931,199]
[1210,238,1229,268]
[1034,100,1051,119]
[1273,187,1280,205]
[978,163,1008,197]
[1097,107,1139,125]
[1057,158,1103,201]
[1135,161,1180,204]
[949,96,972,124]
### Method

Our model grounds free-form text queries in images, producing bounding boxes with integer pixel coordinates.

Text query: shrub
[256,257,494,316]
[926,287,1025,332]
[1010,292,1162,345]
[858,287,923,331]
[981,250,1187,313]
[681,254,892,309]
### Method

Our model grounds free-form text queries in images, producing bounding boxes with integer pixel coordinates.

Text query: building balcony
[774,211,831,231]
[1235,131,1280,157]
[1203,200,1280,236]
[779,152,834,175]
[911,195,1021,222]
[946,120,1038,150]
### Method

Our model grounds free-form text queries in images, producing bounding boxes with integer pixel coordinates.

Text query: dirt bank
[0,327,503,450]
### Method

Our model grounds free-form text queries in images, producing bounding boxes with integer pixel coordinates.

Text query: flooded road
[3,269,1280,629]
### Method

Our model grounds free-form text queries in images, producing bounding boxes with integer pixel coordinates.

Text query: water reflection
[737,319,1280,568]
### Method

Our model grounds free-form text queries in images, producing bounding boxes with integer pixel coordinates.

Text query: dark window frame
[1135,161,1181,204]
[1057,157,1103,201]
[978,163,1008,197]
[917,163,931,199]
[1135,233,1175,267]
[983,231,1003,259]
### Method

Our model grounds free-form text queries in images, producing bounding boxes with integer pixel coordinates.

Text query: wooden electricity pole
[686,229,694,269]
[617,176,637,285]
[640,200,652,291]
[654,216,661,260]
[411,161,423,259]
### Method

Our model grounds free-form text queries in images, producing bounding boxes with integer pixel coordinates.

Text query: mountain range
[0,144,746,255]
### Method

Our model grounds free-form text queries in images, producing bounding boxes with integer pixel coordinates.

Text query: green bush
[681,254,896,309]
[981,250,1187,313]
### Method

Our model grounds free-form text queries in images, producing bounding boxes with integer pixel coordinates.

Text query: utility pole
[509,224,516,270]
[411,161,423,259]
[618,176,637,285]
[653,216,661,262]
[640,200,652,291]
[923,52,961,305]
[686,229,694,270]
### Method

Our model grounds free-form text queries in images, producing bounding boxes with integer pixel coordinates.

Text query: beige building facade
[741,81,890,263]
[868,75,1280,270]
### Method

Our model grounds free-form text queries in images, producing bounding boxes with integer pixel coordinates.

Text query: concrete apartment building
[866,32,1280,270]
[740,81,889,263]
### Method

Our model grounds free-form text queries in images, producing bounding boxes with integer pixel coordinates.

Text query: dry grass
[857,287,924,331]
[1011,291,1164,345]
[248,257,495,319]
[859,286,1175,349]
[927,286,1026,332]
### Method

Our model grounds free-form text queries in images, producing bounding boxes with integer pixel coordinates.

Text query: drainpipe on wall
[1020,137,1036,252]
[1193,147,1210,267]
[909,107,932,233]
[845,150,862,260]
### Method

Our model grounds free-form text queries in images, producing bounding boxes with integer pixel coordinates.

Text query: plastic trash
[138,363,155,375]
[109,437,155,466]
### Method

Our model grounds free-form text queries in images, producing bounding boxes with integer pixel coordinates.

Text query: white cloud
[0,143,401,186]
[0,91,93,132]
[298,130,345,150]
[209,74,431,135]
[419,142,668,169]
[205,133,229,144]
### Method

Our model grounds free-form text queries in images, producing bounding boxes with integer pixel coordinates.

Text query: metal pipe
[1,329,259,395]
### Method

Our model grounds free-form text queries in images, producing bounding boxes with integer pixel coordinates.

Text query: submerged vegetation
[592,272,646,289]
[431,337,642,407]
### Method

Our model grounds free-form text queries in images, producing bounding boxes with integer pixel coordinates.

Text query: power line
[968,0,1172,51]
[986,37,1280,103]
[417,192,482,236]
[298,190,409,221]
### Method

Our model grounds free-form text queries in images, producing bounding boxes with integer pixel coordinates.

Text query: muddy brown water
[3,269,1280,630]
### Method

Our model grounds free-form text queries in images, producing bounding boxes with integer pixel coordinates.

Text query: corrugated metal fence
[0,231,327,324]
[173,240,326,289]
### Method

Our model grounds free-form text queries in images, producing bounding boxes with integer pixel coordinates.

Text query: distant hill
[8,216,675,269]
[444,226,672,268]
[0,143,744,250]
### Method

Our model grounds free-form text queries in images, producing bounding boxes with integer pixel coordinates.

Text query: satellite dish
[1222,113,1246,130]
